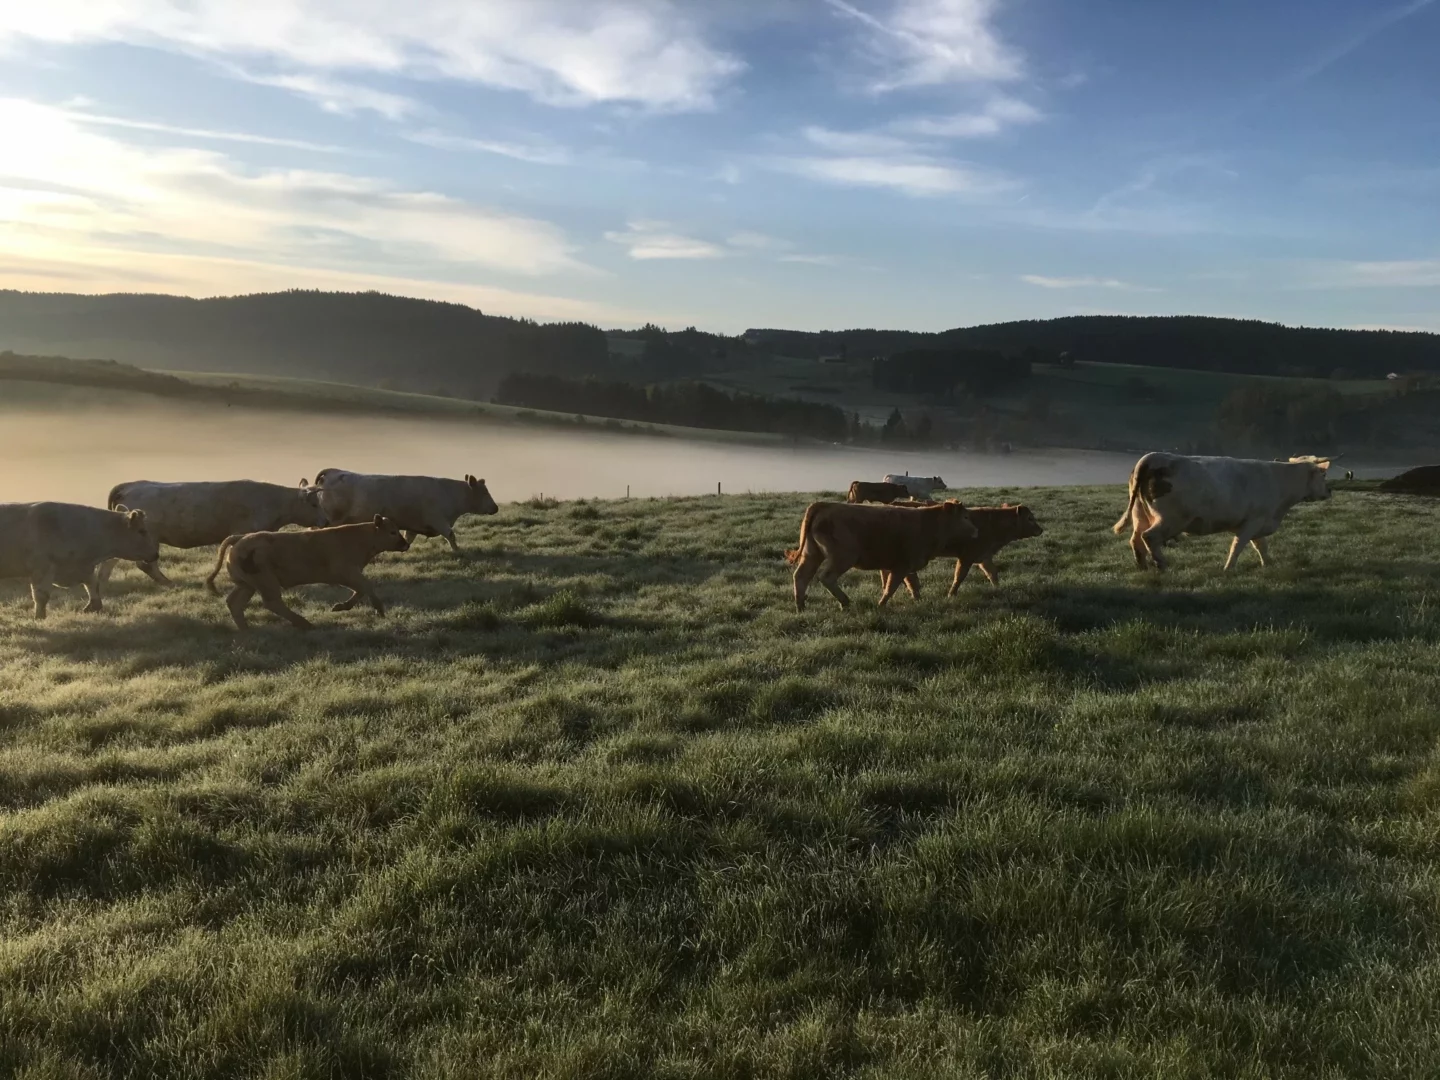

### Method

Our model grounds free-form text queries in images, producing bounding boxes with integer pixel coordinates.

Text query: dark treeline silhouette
[746,316,1440,378]
[872,348,1031,398]
[0,290,609,398]
[496,373,850,441]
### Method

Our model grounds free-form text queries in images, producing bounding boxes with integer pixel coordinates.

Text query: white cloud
[893,95,1041,138]
[407,130,571,166]
[0,1,743,112]
[1021,274,1160,291]
[780,253,849,266]
[772,153,1016,198]
[605,221,726,260]
[0,98,586,284]
[826,0,1022,91]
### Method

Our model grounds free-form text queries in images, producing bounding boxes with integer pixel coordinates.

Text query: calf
[205,516,411,631]
[882,504,1044,597]
[0,502,159,618]
[847,480,914,504]
[101,478,326,585]
[313,469,498,553]
[1114,452,1330,571]
[785,500,977,611]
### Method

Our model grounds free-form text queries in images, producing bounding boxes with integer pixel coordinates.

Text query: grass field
[3,484,1440,1077]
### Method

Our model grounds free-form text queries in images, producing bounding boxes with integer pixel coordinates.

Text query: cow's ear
[373,514,385,527]
[464,474,474,484]
[299,478,309,488]
[127,509,145,528]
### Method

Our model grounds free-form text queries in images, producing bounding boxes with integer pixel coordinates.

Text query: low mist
[1,399,1141,508]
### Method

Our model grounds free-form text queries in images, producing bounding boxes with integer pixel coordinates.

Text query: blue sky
[1,0,1437,333]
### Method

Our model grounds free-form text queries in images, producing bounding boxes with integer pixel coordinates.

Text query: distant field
[3,486,1440,1076]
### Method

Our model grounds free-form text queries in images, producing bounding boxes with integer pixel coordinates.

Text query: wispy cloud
[1282,0,1436,88]
[826,0,1023,91]
[1021,274,1160,291]
[802,125,914,155]
[237,71,420,120]
[892,95,1041,138]
[605,221,726,260]
[1296,259,1440,288]
[771,152,1017,198]
[0,98,588,286]
[62,109,348,153]
[726,231,792,252]
[0,1,744,112]
[407,129,570,166]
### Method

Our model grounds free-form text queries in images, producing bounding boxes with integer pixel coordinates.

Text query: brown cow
[205,515,410,631]
[882,504,1043,597]
[785,500,977,611]
[847,480,914,504]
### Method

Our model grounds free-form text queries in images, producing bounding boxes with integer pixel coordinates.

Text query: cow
[100,479,327,586]
[312,469,498,552]
[0,502,159,618]
[1114,453,1331,571]
[881,504,1044,597]
[883,474,947,498]
[846,480,914,504]
[205,516,411,631]
[785,500,977,611]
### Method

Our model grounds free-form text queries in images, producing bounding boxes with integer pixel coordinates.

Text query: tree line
[746,315,1440,379]
[871,348,1031,398]
[495,373,852,441]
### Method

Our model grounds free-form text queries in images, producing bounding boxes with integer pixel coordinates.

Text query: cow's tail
[205,534,242,594]
[785,502,821,566]
[846,481,860,504]
[1113,471,1140,535]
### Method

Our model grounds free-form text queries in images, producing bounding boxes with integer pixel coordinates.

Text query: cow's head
[113,505,161,563]
[465,475,499,515]
[938,499,979,542]
[372,514,411,552]
[297,479,328,527]
[932,476,947,489]
[1304,461,1332,501]
[1004,503,1044,538]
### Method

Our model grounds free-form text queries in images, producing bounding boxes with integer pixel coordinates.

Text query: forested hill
[745,316,1440,378]
[0,290,608,399]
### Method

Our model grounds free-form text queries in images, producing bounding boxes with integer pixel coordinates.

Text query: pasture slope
[2,485,1440,1078]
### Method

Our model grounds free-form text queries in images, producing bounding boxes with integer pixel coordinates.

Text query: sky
[0,0,1437,334]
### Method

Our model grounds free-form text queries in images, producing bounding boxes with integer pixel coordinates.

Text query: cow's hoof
[83,603,103,614]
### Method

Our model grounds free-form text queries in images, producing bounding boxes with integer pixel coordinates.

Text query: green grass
[2,485,1440,1078]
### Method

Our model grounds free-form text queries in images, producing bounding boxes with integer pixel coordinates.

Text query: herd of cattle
[0,453,1336,628]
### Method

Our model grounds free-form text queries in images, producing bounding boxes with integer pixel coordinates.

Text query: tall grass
[1,485,1438,1078]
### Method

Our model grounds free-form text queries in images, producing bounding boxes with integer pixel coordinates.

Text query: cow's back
[110,480,301,547]
[318,473,465,528]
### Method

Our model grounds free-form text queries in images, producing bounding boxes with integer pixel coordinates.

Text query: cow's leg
[331,575,385,615]
[441,527,460,554]
[255,578,313,630]
[225,584,255,631]
[978,561,999,586]
[1140,517,1170,571]
[97,558,118,586]
[817,563,852,609]
[903,574,921,600]
[793,555,822,613]
[948,560,973,596]
[135,558,173,586]
[28,562,56,619]
[331,589,362,612]
[1250,535,1272,567]
[1223,524,1265,571]
[80,567,103,613]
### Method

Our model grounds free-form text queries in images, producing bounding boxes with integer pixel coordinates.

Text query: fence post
[626,485,630,499]
[717,481,722,496]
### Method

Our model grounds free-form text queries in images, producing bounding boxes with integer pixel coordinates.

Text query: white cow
[882,474,947,498]
[1114,453,1331,571]
[312,469,498,552]
[101,479,327,585]
[0,502,160,618]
